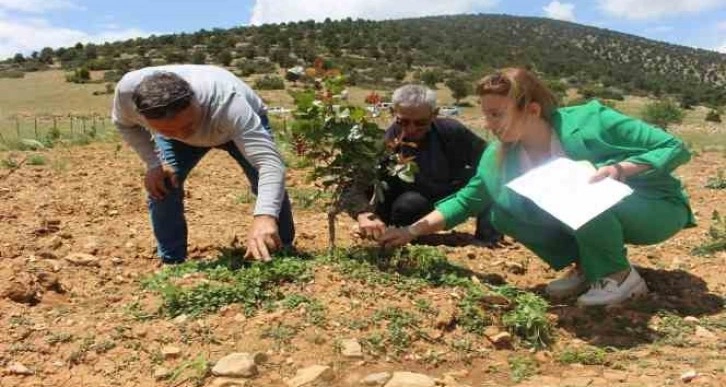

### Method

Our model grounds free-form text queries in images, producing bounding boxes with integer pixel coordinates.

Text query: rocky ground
[0,142,725,387]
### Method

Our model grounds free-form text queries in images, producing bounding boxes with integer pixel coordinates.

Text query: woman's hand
[589,164,624,183]
[589,162,652,183]
[378,226,416,249]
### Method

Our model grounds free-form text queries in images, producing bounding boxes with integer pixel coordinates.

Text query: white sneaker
[545,267,588,298]
[577,268,649,306]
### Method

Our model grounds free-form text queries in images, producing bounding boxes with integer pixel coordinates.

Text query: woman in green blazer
[379,68,695,306]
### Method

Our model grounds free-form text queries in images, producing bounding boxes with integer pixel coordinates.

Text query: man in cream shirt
[112,64,294,263]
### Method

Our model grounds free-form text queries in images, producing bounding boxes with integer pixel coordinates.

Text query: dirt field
[0,138,724,386]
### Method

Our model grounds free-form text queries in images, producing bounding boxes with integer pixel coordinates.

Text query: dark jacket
[343,117,487,217]
[383,117,487,200]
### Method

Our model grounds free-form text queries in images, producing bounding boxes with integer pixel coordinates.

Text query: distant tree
[254,75,285,90]
[216,51,233,66]
[164,49,189,64]
[679,92,698,109]
[103,70,123,82]
[705,110,722,123]
[59,49,80,65]
[445,76,471,104]
[295,43,317,63]
[271,48,295,68]
[420,69,442,89]
[240,45,256,60]
[66,67,91,83]
[39,47,54,64]
[84,44,98,60]
[12,53,25,63]
[191,51,206,64]
[641,100,684,129]
[403,53,414,69]
[545,79,568,103]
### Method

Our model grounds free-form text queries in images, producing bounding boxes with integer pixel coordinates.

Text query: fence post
[34,118,38,140]
[82,117,86,134]
[70,116,74,136]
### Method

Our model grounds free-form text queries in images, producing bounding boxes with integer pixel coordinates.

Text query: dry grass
[1,69,723,148]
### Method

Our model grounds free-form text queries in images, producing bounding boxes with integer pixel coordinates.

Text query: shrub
[705,110,722,123]
[103,70,123,83]
[579,85,624,101]
[641,100,684,129]
[0,70,25,79]
[254,75,285,90]
[66,67,91,83]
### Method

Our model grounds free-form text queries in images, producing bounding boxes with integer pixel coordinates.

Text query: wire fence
[0,114,114,145]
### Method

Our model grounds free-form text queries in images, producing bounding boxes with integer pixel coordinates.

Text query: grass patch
[27,154,47,165]
[509,355,538,383]
[138,245,554,352]
[46,332,74,345]
[705,170,726,190]
[325,246,553,348]
[1,155,21,169]
[281,294,327,325]
[558,346,608,365]
[502,291,553,349]
[654,313,695,347]
[141,249,312,317]
[261,323,299,350]
[288,187,331,209]
[167,354,210,386]
[692,211,726,256]
[370,307,422,355]
[235,191,255,204]
[680,132,726,152]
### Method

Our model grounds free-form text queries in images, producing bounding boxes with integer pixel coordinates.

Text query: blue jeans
[149,134,295,263]
[259,113,272,137]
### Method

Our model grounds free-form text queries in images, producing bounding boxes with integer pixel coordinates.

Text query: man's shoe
[545,266,588,298]
[577,268,649,307]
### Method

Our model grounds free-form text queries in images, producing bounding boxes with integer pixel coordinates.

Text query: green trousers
[492,193,690,282]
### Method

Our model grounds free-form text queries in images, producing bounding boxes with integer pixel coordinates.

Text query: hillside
[2,14,726,106]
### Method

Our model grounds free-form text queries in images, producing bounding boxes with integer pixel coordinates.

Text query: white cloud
[0,16,156,58]
[717,42,726,53]
[0,0,80,13]
[250,0,499,25]
[597,0,726,20]
[717,21,726,30]
[543,1,575,22]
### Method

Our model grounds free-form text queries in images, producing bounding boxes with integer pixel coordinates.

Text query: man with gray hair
[112,64,294,263]
[348,84,502,246]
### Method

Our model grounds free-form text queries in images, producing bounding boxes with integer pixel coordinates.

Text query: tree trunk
[327,209,336,252]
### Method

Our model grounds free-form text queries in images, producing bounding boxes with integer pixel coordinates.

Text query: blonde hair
[476,68,558,164]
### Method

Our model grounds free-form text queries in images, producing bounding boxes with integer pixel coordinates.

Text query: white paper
[505,157,633,230]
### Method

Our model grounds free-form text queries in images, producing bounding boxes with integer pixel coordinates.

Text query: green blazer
[436,100,695,230]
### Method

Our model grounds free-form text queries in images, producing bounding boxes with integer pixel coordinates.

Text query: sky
[1,0,725,59]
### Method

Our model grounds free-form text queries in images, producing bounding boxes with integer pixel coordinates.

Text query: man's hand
[354,212,387,240]
[244,215,282,262]
[378,226,416,249]
[145,165,178,200]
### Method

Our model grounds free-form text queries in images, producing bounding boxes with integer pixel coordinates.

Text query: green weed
[509,355,538,382]
[558,346,608,365]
